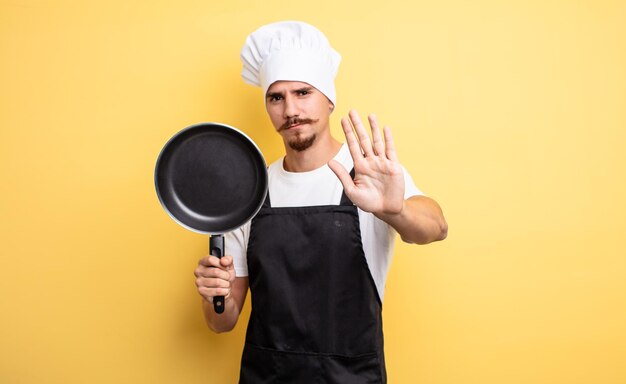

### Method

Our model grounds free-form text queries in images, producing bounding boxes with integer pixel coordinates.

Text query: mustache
[279,117,318,132]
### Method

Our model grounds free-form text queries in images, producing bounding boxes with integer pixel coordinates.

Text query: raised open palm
[329,110,405,215]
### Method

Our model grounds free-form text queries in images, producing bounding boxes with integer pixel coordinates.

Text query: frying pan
[155,122,268,313]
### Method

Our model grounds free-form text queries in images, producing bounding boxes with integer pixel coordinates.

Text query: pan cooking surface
[156,124,267,233]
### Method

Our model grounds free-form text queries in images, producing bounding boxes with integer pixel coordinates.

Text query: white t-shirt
[223,144,423,301]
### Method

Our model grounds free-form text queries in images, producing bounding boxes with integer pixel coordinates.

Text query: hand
[194,255,236,304]
[328,109,405,216]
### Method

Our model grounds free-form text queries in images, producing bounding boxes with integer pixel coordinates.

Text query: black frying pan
[155,122,268,313]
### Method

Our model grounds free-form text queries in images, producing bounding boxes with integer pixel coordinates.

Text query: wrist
[375,200,406,225]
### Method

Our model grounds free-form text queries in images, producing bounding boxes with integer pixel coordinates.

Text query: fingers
[197,286,230,303]
[347,110,374,157]
[368,114,385,157]
[341,116,364,162]
[195,255,235,302]
[197,255,232,268]
[196,256,233,278]
[195,274,231,302]
[342,109,396,161]
[383,125,399,162]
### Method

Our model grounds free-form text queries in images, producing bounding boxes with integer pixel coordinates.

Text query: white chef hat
[240,21,341,105]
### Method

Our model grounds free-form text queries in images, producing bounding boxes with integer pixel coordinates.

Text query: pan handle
[209,234,225,314]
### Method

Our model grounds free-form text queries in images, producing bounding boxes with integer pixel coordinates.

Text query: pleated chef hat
[240,21,341,105]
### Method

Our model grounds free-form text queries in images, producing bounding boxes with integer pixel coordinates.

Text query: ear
[329,103,335,112]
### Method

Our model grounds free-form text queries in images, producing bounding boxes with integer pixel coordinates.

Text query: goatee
[288,134,316,152]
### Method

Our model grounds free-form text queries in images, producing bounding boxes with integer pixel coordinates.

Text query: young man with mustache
[194,21,448,383]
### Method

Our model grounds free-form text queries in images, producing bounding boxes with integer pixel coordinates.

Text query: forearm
[377,195,448,244]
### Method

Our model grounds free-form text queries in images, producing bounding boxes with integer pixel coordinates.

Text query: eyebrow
[293,86,314,94]
[266,86,315,99]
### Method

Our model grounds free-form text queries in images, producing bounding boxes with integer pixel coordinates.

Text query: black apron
[239,174,386,383]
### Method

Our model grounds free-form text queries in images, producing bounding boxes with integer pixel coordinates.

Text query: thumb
[328,159,354,192]
[220,255,234,268]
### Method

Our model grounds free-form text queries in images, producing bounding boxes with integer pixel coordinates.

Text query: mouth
[286,123,303,130]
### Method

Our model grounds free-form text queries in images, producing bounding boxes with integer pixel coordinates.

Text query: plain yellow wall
[2,1,625,383]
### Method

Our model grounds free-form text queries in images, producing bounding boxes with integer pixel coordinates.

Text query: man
[194,21,447,383]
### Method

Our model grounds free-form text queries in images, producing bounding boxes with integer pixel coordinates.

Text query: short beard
[279,117,319,152]
[288,134,316,152]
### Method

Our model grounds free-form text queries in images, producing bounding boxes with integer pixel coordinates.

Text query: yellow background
[2,1,625,383]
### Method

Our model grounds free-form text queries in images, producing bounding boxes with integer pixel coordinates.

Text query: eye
[268,94,283,103]
[297,89,310,96]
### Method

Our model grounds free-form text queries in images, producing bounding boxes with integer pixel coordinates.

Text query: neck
[283,131,342,172]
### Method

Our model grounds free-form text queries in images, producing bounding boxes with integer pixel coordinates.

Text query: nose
[283,95,299,119]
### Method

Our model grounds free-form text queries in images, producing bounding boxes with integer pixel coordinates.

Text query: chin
[288,134,316,152]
